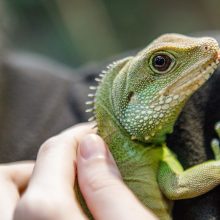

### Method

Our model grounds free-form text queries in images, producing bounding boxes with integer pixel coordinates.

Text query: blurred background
[2,0,220,68]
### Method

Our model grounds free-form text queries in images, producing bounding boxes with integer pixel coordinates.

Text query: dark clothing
[1,49,220,219]
[168,70,220,220]
[0,51,89,162]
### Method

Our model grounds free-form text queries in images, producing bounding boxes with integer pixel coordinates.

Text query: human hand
[0,123,157,220]
[0,161,34,220]
[77,133,158,220]
[14,123,96,220]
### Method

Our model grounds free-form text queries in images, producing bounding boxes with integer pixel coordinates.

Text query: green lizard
[83,33,220,220]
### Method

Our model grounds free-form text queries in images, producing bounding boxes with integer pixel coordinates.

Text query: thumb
[77,134,157,220]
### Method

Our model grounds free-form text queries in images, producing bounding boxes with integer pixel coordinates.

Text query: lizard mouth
[161,53,220,97]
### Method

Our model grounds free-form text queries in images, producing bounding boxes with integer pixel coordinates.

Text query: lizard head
[110,33,220,144]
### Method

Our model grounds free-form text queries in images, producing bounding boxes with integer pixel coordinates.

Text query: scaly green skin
[82,34,220,220]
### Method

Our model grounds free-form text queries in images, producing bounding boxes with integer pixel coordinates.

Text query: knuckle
[15,193,62,220]
[39,136,59,154]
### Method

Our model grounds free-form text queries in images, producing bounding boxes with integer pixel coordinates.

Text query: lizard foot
[211,122,220,160]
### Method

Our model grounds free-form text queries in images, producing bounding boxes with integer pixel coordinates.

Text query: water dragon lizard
[81,33,220,220]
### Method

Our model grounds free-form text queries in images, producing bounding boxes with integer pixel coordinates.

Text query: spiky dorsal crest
[85,60,123,127]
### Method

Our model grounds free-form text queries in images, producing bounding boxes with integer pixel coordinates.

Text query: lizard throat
[118,57,220,144]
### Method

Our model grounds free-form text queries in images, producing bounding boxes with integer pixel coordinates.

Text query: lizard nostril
[204,46,209,50]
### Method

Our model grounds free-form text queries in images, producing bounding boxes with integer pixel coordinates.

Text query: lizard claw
[214,122,220,138]
[211,138,220,160]
[210,122,220,160]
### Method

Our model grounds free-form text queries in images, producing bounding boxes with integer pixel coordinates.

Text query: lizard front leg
[158,123,220,200]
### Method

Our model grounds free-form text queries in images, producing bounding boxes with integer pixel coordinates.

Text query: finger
[30,122,96,190]
[77,134,158,220]
[0,162,34,220]
[15,123,95,220]
[2,161,34,193]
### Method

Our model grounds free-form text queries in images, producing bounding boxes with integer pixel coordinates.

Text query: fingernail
[80,134,107,159]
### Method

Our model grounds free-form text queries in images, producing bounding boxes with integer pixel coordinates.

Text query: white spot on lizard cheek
[155,106,161,111]
[173,95,179,100]
[153,114,158,118]
[155,121,160,125]
[159,113,164,118]
[145,136,150,141]
[159,100,164,105]
[170,100,178,107]
[148,110,153,114]
[165,97,173,103]
[162,104,169,110]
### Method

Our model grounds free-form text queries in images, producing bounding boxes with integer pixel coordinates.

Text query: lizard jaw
[142,55,220,143]
[171,59,219,96]
[159,57,219,99]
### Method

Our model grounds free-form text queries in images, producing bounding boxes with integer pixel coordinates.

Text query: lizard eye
[151,53,175,73]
